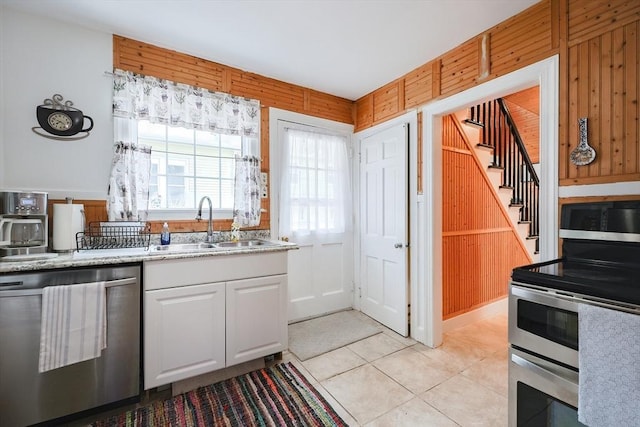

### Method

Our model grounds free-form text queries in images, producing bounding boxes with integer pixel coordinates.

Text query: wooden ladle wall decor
[570,117,596,166]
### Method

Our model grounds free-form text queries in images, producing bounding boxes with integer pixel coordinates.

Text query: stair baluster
[466,98,540,253]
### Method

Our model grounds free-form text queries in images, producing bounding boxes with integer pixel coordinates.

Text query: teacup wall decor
[33,94,94,140]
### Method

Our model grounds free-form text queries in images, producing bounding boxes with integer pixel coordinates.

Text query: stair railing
[468,99,539,244]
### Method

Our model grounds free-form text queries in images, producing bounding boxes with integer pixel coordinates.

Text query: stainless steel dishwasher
[0,263,141,426]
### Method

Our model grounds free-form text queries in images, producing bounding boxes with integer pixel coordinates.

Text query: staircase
[457,99,539,260]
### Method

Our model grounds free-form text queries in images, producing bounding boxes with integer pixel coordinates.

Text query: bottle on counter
[160,222,171,245]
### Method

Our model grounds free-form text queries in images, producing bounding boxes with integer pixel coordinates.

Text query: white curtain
[279,128,351,236]
[112,68,260,137]
[233,155,261,227]
[107,117,151,221]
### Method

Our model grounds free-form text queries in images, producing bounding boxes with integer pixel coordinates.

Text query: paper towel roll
[53,204,85,252]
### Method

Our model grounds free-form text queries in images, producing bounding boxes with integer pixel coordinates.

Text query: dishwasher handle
[0,276,138,297]
[0,281,24,288]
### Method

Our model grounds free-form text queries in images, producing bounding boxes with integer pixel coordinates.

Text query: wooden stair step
[476,143,494,151]
[463,119,484,128]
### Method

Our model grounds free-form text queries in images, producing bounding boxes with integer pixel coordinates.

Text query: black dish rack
[76,221,151,251]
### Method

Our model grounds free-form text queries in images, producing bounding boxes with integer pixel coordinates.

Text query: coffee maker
[0,191,48,257]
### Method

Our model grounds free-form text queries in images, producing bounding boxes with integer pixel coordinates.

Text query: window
[138,121,256,210]
[111,68,261,217]
[279,127,351,235]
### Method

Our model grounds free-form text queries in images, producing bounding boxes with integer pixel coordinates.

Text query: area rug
[91,363,346,427]
[288,310,383,361]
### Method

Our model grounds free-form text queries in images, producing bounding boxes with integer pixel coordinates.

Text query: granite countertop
[0,233,297,274]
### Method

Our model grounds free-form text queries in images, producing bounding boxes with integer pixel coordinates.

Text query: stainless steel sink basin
[216,239,277,248]
[152,242,218,252]
[150,239,279,253]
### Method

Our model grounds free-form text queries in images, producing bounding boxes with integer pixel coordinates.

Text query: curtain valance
[112,68,260,137]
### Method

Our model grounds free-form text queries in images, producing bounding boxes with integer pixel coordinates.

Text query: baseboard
[442,297,507,333]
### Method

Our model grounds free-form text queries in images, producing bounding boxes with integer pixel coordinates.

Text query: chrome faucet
[196,196,215,243]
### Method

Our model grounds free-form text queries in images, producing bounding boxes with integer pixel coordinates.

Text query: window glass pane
[167,140,194,156]
[280,129,349,235]
[167,176,192,209]
[167,153,194,176]
[220,179,234,209]
[167,126,193,144]
[221,134,242,151]
[196,156,219,178]
[195,131,220,156]
[139,121,166,140]
[195,178,217,207]
[220,158,235,179]
[142,139,168,154]
[195,129,217,146]
[140,120,257,213]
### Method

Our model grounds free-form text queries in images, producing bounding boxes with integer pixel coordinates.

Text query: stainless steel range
[508,200,640,427]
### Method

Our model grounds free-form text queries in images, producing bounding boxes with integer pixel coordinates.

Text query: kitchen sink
[151,239,280,253]
[152,242,218,252]
[216,239,278,248]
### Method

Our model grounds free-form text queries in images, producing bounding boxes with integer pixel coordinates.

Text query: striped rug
[92,362,347,427]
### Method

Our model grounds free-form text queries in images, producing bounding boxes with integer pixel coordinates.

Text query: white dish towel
[39,281,107,373]
[578,303,640,427]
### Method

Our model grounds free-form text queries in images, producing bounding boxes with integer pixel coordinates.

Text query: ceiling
[1,0,539,100]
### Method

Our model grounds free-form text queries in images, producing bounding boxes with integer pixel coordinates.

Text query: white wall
[1,7,113,199]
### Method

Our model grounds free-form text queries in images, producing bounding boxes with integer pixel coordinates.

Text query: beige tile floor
[283,313,509,427]
[74,313,507,426]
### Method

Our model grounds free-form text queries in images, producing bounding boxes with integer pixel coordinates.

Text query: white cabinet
[143,252,288,389]
[144,282,225,389]
[226,275,288,367]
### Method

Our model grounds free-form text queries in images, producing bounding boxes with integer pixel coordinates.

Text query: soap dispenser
[160,222,171,245]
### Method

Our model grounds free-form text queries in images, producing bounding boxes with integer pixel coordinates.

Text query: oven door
[509,348,585,427]
[509,283,579,369]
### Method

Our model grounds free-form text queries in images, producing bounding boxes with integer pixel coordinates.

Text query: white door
[276,121,354,322]
[360,123,409,336]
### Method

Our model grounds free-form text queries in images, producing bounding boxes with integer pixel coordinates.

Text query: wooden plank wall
[503,86,540,164]
[356,0,640,190]
[441,116,530,319]
[562,1,640,184]
[355,0,554,131]
[113,35,354,233]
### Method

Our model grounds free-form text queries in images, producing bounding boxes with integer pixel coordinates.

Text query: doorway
[269,108,355,323]
[420,56,559,347]
[353,111,418,338]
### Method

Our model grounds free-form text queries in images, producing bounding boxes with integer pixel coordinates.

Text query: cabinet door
[226,275,288,367]
[144,282,225,389]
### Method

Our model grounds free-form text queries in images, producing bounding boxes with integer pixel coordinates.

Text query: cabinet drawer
[144,252,287,290]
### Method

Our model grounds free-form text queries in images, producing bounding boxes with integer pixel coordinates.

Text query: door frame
[353,111,418,334]
[420,55,560,348]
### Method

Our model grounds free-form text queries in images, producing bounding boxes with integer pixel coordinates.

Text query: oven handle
[511,281,640,315]
[511,351,578,390]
